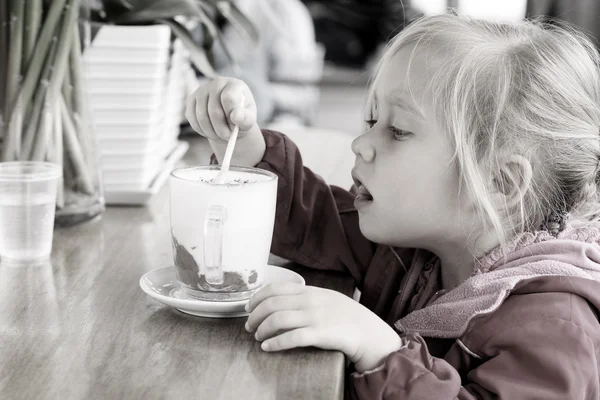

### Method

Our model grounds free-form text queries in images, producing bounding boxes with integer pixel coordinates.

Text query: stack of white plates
[84,24,189,204]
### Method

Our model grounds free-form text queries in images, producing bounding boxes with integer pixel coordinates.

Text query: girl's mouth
[352,172,373,208]
[355,184,373,201]
[353,178,374,209]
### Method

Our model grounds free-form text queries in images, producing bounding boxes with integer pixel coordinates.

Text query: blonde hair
[370,14,600,244]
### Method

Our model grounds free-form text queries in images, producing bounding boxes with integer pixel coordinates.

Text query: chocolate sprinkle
[248,270,258,284]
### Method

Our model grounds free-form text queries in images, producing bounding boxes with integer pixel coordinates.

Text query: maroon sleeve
[349,335,461,400]
[350,318,599,399]
[256,130,377,286]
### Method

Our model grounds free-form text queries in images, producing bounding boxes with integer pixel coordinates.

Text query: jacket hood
[395,224,600,338]
[478,223,600,274]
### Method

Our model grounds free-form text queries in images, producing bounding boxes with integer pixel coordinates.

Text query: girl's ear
[490,155,533,209]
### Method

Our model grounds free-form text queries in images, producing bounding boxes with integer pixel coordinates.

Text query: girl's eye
[389,126,412,140]
[365,119,377,128]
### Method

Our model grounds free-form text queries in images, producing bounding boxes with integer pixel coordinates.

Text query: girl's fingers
[186,77,255,140]
[246,282,306,313]
[220,81,246,113]
[228,107,246,129]
[245,292,306,332]
[253,310,309,341]
[207,80,232,140]
[195,88,217,140]
[229,104,257,134]
[260,327,318,352]
[221,82,256,132]
[185,95,202,134]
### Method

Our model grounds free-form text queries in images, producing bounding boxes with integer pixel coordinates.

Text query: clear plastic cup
[0,162,61,266]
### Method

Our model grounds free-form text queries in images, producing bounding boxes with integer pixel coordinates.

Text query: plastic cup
[0,162,61,266]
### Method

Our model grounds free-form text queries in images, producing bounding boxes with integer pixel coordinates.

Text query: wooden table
[0,136,355,400]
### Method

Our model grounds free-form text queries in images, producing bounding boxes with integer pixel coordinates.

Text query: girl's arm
[349,318,597,399]
[256,129,377,286]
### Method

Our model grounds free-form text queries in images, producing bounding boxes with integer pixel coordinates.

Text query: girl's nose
[351,132,376,163]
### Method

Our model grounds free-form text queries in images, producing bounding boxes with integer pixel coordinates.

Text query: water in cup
[0,194,56,262]
[0,162,61,266]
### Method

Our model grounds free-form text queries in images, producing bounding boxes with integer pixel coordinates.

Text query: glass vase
[0,0,105,227]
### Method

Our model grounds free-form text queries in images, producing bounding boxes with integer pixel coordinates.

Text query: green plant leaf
[106,0,204,23]
[206,0,259,45]
[100,0,219,43]
[95,0,257,76]
[189,2,218,39]
[160,18,216,78]
[216,34,240,75]
[221,1,259,44]
[0,1,9,114]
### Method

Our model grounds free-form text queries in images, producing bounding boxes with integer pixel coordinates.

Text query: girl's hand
[245,283,405,373]
[185,77,265,167]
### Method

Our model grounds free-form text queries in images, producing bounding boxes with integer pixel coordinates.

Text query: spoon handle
[215,125,239,184]
[215,97,244,184]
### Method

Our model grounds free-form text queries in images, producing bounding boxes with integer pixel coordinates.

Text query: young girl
[186,14,600,399]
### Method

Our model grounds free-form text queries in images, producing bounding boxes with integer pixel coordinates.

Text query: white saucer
[139,265,305,318]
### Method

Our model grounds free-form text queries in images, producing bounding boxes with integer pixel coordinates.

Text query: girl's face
[351,46,480,250]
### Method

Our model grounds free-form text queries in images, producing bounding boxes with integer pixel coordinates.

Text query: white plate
[104,141,189,205]
[139,265,305,318]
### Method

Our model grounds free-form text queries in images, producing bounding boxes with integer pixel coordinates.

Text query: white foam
[172,169,271,186]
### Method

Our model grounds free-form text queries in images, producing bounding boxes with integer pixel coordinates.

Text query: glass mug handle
[203,205,227,286]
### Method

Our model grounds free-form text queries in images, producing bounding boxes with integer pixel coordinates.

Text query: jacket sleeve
[350,318,599,399]
[255,130,377,286]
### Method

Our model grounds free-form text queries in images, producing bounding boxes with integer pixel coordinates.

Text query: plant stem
[30,0,80,162]
[23,0,42,73]
[70,21,84,122]
[68,21,93,170]
[15,0,66,108]
[21,37,58,159]
[5,0,24,108]
[21,0,42,138]
[63,150,75,193]
[4,0,67,158]
[53,98,64,208]
[2,0,25,161]
[62,62,73,112]
[59,96,93,195]
[53,97,62,162]
[44,102,55,162]
[0,2,8,120]
[47,0,79,106]
[21,86,45,159]
[31,95,52,161]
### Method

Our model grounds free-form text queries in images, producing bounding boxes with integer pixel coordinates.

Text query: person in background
[211,0,324,126]
[302,0,421,68]
[187,13,600,399]
[527,0,600,47]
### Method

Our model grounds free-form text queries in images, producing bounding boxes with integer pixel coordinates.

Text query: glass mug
[169,165,278,301]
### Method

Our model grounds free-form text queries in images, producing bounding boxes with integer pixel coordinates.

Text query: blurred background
[3,0,599,212]
[96,0,600,201]
[200,0,600,190]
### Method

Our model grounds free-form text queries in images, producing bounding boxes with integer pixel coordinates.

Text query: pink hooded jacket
[254,130,600,399]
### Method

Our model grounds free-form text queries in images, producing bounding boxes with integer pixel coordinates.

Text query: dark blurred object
[89,0,259,78]
[302,0,421,68]
[527,0,600,47]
